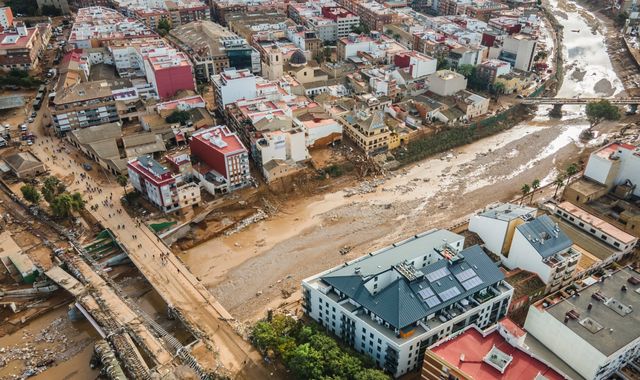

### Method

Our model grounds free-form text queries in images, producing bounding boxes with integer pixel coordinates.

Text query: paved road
[29,131,269,378]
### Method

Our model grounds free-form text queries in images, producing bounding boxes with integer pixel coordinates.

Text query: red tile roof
[430,327,566,380]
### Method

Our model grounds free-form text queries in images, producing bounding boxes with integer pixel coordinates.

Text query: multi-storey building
[322,6,360,38]
[336,0,400,31]
[0,23,44,71]
[497,34,537,72]
[142,48,195,99]
[189,125,252,194]
[428,69,467,96]
[51,80,119,134]
[302,229,513,378]
[68,7,155,49]
[423,318,568,380]
[127,155,201,213]
[0,7,13,29]
[169,21,259,83]
[524,267,640,380]
[504,215,581,294]
[583,142,640,198]
[476,59,511,84]
[211,68,258,114]
[339,108,390,156]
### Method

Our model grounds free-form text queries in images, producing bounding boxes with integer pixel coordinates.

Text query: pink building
[144,49,195,100]
[190,125,252,194]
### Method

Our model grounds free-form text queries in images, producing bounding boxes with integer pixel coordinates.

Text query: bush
[251,315,389,380]
[165,110,191,125]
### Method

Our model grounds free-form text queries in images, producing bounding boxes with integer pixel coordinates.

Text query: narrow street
[28,128,269,377]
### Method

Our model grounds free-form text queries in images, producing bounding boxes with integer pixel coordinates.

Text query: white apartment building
[302,229,513,378]
[505,215,581,294]
[428,70,467,96]
[212,68,257,114]
[307,17,339,42]
[525,267,640,380]
[584,142,640,197]
[499,34,537,72]
[469,203,538,260]
[455,90,489,119]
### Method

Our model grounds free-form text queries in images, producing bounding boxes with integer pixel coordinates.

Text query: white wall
[617,147,640,196]
[305,120,343,147]
[584,154,615,185]
[505,230,552,283]
[524,305,607,380]
[469,215,507,257]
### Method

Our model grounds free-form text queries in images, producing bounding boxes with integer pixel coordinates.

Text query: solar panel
[454,268,477,282]
[438,287,461,302]
[462,276,484,290]
[418,287,435,300]
[425,296,441,308]
[425,267,450,283]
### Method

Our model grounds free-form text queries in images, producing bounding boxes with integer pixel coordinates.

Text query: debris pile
[343,178,386,197]
[224,209,268,236]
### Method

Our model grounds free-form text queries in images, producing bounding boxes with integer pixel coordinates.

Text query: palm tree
[116,175,129,195]
[520,184,531,205]
[530,178,540,204]
[566,163,579,184]
[553,174,566,198]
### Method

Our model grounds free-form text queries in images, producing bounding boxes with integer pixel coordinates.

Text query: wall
[524,305,606,380]
[153,64,195,100]
[468,215,507,257]
[584,154,616,187]
[505,230,551,283]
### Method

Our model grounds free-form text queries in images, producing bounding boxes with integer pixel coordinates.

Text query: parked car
[28,117,34,123]
[20,124,28,132]
[82,163,93,171]
[30,111,37,118]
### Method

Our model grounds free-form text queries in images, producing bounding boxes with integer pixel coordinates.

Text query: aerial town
[0,0,638,378]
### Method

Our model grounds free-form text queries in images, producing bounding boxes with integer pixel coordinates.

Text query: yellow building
[339,109,390,155]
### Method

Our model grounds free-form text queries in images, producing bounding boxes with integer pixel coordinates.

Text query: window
[377,346,381,352]
[614,242,620,247]
[377,338,382,344]
[601,235,607,240]
[362,327,366,333]
[370,333,374,338]
[590,228,596,233]
[579,222,584,227]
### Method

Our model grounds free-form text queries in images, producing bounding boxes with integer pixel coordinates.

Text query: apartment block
[0,23,44,71]
[143,48,195,99]
[212,68,258,114]
[127,155,200,213]
[190,125,252,194]
[302,229,513,378]
[584,142,640,198]
[428,69,467,96]
[51,80,119,133]
[69,7,155,49]
[525,267,640,380]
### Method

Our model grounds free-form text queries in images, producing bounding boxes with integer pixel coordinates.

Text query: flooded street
[183,0,626,322]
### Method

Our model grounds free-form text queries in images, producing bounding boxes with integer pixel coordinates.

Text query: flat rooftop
[479,203,536,222]
[550,216,617,261]
[557,201,636,244]
[543,267,640,356]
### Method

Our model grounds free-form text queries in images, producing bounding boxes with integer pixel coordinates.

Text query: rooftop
[593,141,637,160]
[541,267,640,356]
[316,230,506,330]
[516,215,573,258]
[430,325,566,380]
[479,203,537,222]
[54,80,113,105]
[191,125,246,155]
[557,202,636,245]
[0,27,37,49]
[169,21,249,58]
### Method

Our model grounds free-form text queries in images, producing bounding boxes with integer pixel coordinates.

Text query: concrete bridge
[520,97,640,105]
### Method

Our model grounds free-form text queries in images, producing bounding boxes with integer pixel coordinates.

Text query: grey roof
[322,244,504,329]
[327,229,462,278]
[516,215,573,258]
[123,133,166,157]
[544,268,640,356]
[4,152,44,172]
[70,122,121,144]
[479,203,536,222]
[136,155,168,175]
[0,95,25,110]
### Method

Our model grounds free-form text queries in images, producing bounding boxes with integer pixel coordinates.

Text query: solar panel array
[454,268,477,282]
[425,296,441,308]
[438,287,461,302]
[425,267,450,283]
[462,276,484,290]
[418,287,435,300]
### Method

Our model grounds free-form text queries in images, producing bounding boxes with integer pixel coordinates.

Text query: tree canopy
[351,23,370,35]
[21,184,41,204]
[165,110,191,125]
[251,315,389,380]
[157,19,171,36]
[585,100,620,128]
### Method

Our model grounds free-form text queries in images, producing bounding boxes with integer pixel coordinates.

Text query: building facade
[51,80,119,133]
[0,23,44,71]
[302,229,513,378]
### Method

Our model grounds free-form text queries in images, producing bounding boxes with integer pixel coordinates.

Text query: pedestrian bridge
[520,97,640,105]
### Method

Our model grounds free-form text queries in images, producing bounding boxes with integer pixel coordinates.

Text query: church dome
[290,49,307,66]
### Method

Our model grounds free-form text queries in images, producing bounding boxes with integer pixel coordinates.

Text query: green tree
[491,82,506,96]
[157,18,171,36]
[351,23,370,35]
[456,64,475,79]
[566,163,579,183]
[21,184,41,204]
[534,51,548,62]
[252,321,279,352]
[437,57,450,70]
[42,176,65,203]
[116,175,129,195]
[585,100,620,129]
[530,178,540,203]
[287,343,324,379]
[354,368,391,380]
[165,110,191,125]
[70,192,86,211]
[553,173,565,198]
[520,183,531,205]
[615,11,629,27]
[51,193,74,218]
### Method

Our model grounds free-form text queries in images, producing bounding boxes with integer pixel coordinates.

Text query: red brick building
[143,49,195,100]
